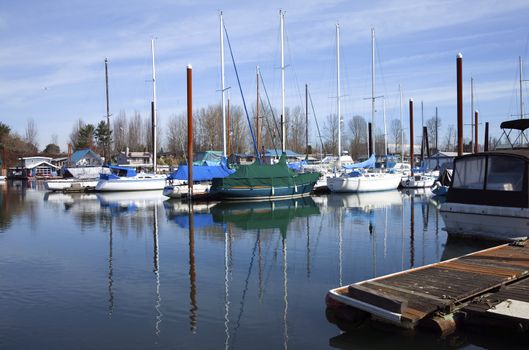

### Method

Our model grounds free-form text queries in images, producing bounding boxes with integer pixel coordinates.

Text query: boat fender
[272,186,274,196]
[406,179,410,186]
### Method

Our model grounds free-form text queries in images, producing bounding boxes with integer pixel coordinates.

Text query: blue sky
[1,0,529,151]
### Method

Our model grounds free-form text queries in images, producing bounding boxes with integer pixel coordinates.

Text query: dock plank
[330,240,529,329]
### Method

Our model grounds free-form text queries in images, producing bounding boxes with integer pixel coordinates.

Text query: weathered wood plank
[347,284,408,314]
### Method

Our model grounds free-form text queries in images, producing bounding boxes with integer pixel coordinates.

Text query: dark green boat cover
[212,155,320,188]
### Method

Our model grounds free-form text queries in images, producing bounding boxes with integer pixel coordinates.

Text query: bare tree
[444,124,456,152]
[348,115,367,159]
[390,118,403,154]
[127,111,144,151]
[166,112,187,161]
[113,110,127,153]
[323,114,338,155]
[286,106,305,153]
[229,105,249,154]
[426,116,442,153]
[69,119,85,149]
[24,118,38,151]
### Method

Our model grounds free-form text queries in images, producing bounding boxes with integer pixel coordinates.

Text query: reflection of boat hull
[210,197,319,233]
[97,191,166,208]
[440,203,529,241]
[328,190,402,209]
[327,173,401,193]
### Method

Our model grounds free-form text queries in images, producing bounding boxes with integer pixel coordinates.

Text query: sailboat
[95,39,167,192]
[210,11,320,200]
[327,26,400,193]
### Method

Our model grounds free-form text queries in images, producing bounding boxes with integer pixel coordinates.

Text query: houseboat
[440,119,529,241]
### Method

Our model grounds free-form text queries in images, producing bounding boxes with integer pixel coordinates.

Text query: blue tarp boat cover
[343,154,376,169]
[167,162,234,182]
[287,159,307,172]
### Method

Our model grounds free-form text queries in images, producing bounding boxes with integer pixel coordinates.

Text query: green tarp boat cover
[212,155,320,188]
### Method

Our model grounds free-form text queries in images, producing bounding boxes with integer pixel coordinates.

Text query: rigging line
[259,95,279,152]
[284,27,307,111]
[223,22,260,160]
[260,72,282,156]
[308,90,325,154]
[375,35,389,109]
[230,232,260,348]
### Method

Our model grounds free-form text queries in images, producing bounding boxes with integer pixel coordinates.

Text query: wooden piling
[409,99,414,172]
[457,53,463,156]
[474,110,479,153]
[484,122,489,151]
[187,65,193,196]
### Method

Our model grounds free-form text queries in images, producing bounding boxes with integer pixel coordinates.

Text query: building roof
[264,149,304,158]
[71,149,101,164]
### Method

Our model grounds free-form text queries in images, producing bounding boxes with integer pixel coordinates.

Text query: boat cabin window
[453,155,526,192]
[486,156,525,192]
[452,156,486,190]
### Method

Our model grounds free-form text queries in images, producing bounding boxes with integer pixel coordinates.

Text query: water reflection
[3,181,521,350]
[210,197,320,236]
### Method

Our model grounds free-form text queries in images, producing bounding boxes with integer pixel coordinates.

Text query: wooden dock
[326,239,529,334]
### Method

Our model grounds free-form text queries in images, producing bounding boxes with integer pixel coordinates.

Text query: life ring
[405,179,410,186]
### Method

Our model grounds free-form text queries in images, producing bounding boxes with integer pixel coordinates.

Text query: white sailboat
[327,26,400,193]
[95,39,166,192]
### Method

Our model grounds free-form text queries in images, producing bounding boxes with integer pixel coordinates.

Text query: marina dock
[326,239,529,335]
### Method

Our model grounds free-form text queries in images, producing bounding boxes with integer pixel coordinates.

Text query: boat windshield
[453,155,525,192]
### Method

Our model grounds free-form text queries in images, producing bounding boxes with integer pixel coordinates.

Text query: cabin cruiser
[440,119,529,241]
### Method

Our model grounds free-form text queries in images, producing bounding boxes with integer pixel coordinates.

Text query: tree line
[2,105,500,169]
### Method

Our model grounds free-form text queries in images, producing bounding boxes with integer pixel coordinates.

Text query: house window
[452,156,486,190]
[486,156,525,191]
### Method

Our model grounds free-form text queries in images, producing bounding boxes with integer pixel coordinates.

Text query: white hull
[400,175,435,188]
[327,173,401,193]
[45,179,98,191]
[95,175,167,192]
[163,183,211,199]
[440,202,529,241]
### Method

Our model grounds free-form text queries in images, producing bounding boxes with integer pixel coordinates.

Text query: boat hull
[440,202,529,241]
[95,177,167,192]
[212,182,316,201]
[400,176,435,188]
[327,174,401,193]
[163,183,210,199]
[45,179,98,191]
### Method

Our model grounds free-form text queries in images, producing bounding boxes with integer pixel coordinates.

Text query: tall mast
[104,58,111,162]
[305,83,309,159]
[520,56,524,119]
[220,12,227,156]
[399,84,403,158]
[280,10,286,153]
[371,27,375,155]
[336,23,342,165]
[151,38,157,173]
[383,98,387,156]
[256,66,261,154]
[470,76,474,147]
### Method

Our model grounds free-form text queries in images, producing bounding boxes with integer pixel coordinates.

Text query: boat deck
[328,240,529,329]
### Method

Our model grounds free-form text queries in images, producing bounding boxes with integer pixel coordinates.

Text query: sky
[1,0,529,152]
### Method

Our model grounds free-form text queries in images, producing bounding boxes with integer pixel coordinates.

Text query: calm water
[0,181,523,349]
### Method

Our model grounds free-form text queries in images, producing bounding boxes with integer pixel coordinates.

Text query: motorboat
[400,174,435,188]
[440,119,529,241]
